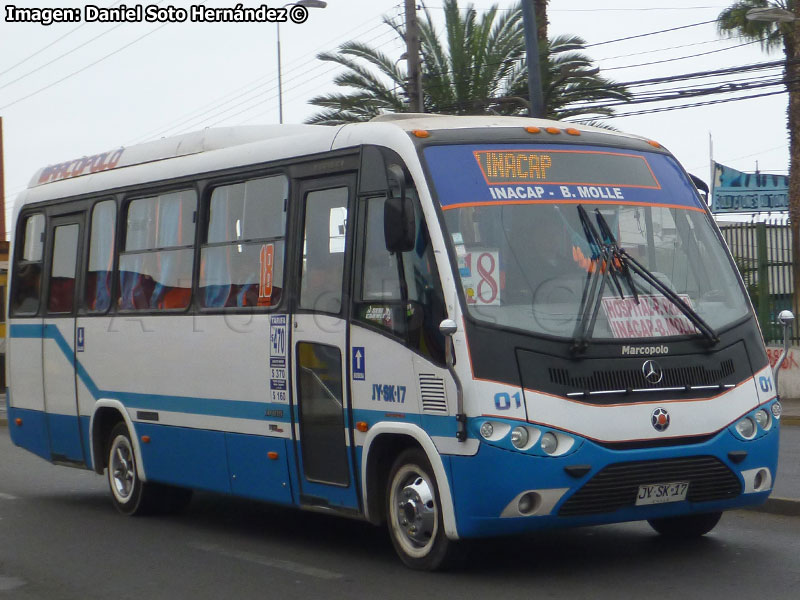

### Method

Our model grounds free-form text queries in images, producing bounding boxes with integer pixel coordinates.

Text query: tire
[386,448,458,570]
[106,422,158,516]
[647,511,723,538]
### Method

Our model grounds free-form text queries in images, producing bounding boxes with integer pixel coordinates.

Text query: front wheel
[386,449,458,570]
[107,422,160,515]
[648,511,723,538]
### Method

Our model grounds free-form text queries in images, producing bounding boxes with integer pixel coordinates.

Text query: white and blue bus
[6,115,781,570]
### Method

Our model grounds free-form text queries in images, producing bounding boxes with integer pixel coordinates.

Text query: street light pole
[278,1,327,124]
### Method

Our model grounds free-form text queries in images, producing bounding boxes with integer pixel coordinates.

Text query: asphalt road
[2,427,800,599]
[774,424,800,499]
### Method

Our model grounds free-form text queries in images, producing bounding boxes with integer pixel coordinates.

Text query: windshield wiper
[594,209,639,304]
[593,210,720,346]
[571,206,609,353]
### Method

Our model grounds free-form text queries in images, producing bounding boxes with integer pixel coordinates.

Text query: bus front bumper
[447,419,779,539]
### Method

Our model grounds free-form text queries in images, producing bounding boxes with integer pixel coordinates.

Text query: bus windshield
[425,144,751,341]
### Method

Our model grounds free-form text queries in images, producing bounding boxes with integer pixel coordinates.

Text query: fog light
[755,409,771,430]
[754,469,766,490]
[518,492,540,515]
[771,401,782,419]
[736,417,756,439]
[480,422,494,439]
[541,432,558,455]
[510,426,529,449]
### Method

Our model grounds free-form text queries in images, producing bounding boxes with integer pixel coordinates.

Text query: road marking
[0,493,18,501]
[191,543,344,580]
[0,576,26,591]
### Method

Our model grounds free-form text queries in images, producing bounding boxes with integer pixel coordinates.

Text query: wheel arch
[90,400,146,481]
[361,423,459,540]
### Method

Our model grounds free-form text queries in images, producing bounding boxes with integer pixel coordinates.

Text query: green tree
[305,0,628,125]
[718,1,800,319]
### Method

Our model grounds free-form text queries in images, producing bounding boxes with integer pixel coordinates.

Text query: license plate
[635,481,689,506]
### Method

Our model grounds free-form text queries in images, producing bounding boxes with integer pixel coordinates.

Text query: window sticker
[258,243,275,306]
[601,295,700,338]
[461,248,501,306]
[269,315,288,404]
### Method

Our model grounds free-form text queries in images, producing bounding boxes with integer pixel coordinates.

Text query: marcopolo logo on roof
[37,148,125,185]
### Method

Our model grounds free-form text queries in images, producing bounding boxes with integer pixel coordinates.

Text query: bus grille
[558,456,741,517]
[549,360,735,394]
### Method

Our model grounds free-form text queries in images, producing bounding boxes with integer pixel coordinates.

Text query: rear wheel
[386,448,458,570]
[648,511,723,538]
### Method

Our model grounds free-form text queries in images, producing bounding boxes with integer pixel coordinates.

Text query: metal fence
[718,219,796,344]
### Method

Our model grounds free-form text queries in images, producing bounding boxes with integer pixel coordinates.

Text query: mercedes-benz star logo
[642,359,664,384]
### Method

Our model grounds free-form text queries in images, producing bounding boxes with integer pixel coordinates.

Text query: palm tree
[718,1,800,319]
[305,0,628,125]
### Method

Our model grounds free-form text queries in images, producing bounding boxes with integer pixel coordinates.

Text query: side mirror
[384,164,415,253]
[689,173,710,195]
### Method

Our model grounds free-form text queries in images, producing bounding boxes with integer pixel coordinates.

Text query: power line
[596,36,738,63]
[128,4,404,141]
[138,25,398,138]
[585,19,718,48]
[0,0,167,94]
[601,38,765,71]
[0,0,125,81]
[0,0,190,111]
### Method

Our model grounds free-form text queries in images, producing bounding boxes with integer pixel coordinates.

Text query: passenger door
[291,175,360,511]
[42,213,86,463]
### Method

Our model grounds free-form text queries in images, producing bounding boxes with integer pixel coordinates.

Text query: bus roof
[18,115,656,210]
[27,124,322,189]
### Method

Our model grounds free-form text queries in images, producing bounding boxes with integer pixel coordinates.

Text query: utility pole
[521,0,545,118]
[405,0,423,113]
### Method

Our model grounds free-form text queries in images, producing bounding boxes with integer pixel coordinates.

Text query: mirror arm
[440,319,466,442]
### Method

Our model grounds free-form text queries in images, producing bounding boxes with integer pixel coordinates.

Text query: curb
[749,497,800,518]
[782,416,800,426]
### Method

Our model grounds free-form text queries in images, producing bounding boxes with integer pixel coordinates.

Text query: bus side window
[356,195,446,365]
[11,213,45,316]
[86,200,117,313]
[118,190,196,311]
[199,175,288,309]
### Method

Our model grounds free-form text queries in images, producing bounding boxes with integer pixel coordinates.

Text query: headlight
[510,426,529,449]
[480,422,494,439]
[736,417,756,439]
[540,432,558,455]
[754,409,771,430]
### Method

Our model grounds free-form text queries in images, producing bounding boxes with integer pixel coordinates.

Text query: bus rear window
[11,213,45,316]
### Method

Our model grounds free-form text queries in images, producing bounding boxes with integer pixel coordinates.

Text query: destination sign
[424,144,705,212]
[473,149,661,189]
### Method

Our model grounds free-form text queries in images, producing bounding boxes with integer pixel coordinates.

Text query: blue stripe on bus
[9,323,460,433]
[10,323,293,423]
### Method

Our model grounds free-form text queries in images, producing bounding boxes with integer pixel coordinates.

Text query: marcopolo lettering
[37,148,125,185]
[621,345,669,356]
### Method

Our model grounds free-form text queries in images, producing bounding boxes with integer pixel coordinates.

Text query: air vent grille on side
[419,374,448,413]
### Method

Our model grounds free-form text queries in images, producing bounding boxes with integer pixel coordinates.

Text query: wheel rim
[389,464,438,558]
[109,434,136,504]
